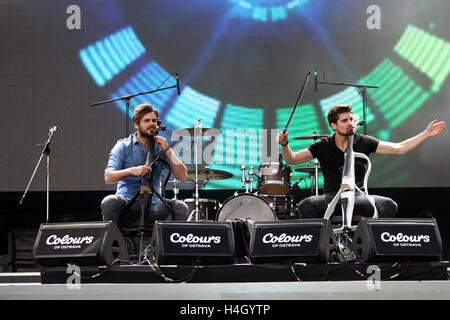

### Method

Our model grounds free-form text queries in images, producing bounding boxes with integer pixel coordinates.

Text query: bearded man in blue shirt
[101,103,189,226]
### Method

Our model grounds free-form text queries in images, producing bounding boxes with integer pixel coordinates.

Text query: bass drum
[258,194,294,218]
[216,193,277,222]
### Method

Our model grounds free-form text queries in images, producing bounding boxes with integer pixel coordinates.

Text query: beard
[337,127,355,136]
[138,126,155,139]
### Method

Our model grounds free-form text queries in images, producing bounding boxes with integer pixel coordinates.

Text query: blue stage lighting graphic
[79,27,146,86]
[78,12,450,189]
[110,61,176,117]
[229,0,311,22]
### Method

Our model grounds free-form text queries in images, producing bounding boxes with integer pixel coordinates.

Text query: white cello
[323,114,378,237]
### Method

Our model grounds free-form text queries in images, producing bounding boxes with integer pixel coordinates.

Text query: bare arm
[104,166,151,184]
[278,131,314,164]
[165,148,188,182]
[376,120,446,155]
[154,136,188,182]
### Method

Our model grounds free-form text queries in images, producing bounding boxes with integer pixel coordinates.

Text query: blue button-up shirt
[104,133,169,204]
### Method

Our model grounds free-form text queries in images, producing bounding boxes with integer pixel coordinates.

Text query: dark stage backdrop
[1,0,449,193]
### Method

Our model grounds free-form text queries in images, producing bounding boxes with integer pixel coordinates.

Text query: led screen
[1,0,449,193]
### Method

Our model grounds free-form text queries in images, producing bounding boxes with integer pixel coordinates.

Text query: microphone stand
[19,127,58,223]
[316,77,378,135]
[90,85,178,137]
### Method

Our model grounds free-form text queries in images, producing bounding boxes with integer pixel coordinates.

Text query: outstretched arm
[278,131,314,164]
[376,120,446,155]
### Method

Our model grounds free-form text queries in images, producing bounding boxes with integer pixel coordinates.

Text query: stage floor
[1,261,449,300]
[1,279,450,300]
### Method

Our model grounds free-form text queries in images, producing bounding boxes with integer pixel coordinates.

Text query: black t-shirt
[308,134,379,193]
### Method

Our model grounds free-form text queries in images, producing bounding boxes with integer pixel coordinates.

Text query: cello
[323,114,378,251]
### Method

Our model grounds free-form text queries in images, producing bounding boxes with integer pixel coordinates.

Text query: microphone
[314,67,318,92]
[175,72,181,95]
[156,119,166,132]
[352,114,365,127]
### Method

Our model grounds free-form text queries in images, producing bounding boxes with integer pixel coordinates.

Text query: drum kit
[168,127,329,223]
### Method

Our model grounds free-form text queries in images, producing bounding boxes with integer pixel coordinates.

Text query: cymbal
[187,168,233,181]
[293,133,330,140]
[173,128,222,136]
[164,180,205,189]
[295,167,322,174]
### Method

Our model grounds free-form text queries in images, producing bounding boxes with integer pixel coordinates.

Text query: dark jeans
[297,191,397,220]
[101,194,188,227]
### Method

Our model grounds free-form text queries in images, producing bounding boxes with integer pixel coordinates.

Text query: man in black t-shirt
[277,104,446,219]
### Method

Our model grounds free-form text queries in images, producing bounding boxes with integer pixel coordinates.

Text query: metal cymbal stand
[312,132,320,196]
[248,166,254,192]
[193,120,202,221]
[172,179,179,200]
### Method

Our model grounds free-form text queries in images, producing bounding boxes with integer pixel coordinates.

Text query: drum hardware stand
[248,166,254,192]
[241,162,255,193]
[182,119,204,221]
[192,120,202,221]
[293,161,320,196]
[19,126,58,223]
[172,178,179,200]
[244,167,255,193]
[305,158,321,196]
[159,174,166,198]
[310,131,322,196]
[313,158,319,195]
[241,161,246,189]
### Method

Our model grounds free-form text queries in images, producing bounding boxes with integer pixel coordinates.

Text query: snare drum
[216,193,277,221]
[184,198,219,221]
[257,162,292,195]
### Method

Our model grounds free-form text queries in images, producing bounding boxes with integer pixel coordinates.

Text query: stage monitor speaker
[151,221,235,265]
[33,221,129,267]
[351,218,443,262]
[248,219,335,263]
